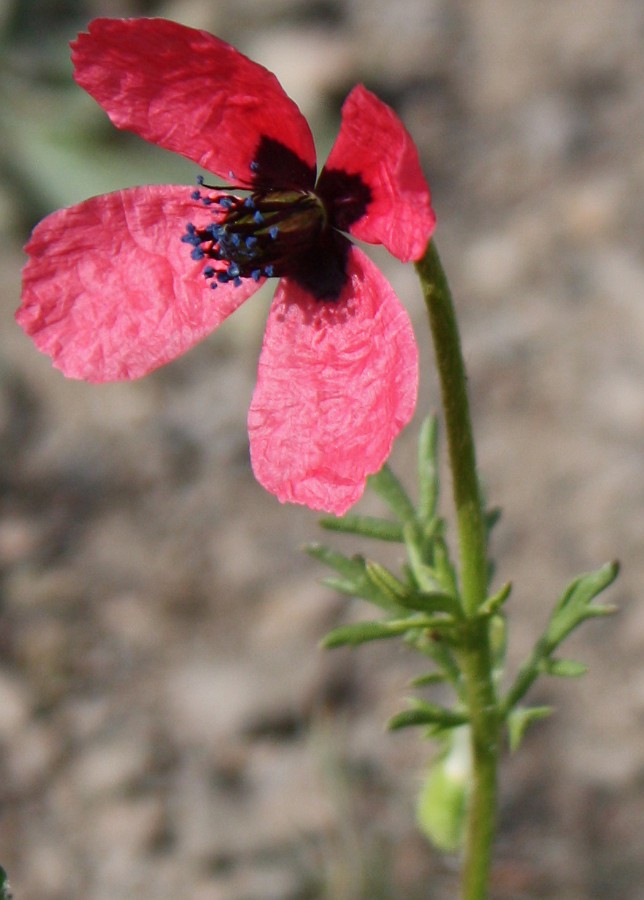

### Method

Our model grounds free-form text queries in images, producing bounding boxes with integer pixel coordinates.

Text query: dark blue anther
[210,282,218,290]
[218,197,234,209]
[196,175,205,185]
[233,276,242,287]
[253,210,265,225]
[181,226,201,246]
[269,225,279,240]
[264,265,274,277]
[245,236,258,249]
[191,190,201,200]
[250,161,259,172]
[251,269,262,281]
[203,266,215,278]
[191,247,205,260]
[244,197,256,209]
[229,263,240,277]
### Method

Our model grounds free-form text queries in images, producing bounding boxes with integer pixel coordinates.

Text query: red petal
[248,246,418,514]
[18,185,261,381]
[319,85,435,262]
[71,18,317,188]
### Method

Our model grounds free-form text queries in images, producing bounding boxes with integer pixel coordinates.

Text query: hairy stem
[416,240,499,900]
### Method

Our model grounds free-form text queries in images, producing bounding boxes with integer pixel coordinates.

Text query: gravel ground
[1,1,644,898]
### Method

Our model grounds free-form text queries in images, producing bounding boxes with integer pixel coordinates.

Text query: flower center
[182,189,328,288]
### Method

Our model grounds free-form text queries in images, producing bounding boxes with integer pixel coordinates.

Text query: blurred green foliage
[0,1,208,233]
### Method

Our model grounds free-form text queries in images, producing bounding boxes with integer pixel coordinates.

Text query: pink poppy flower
[17,17,435,514]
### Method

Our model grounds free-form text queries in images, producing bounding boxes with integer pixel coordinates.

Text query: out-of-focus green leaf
[417,415,440,522]
[388,700,468,731]
[368,464,416,522]
[0,865,12,900]
[507,706,553,752]
[3,88,197,217]
[542,658,588,678]
[321,619,423,648]
[416,727,470,852]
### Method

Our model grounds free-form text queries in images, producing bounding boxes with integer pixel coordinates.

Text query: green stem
[415,240,499,900]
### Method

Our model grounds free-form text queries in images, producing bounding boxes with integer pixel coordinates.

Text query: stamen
[183,189,327,289]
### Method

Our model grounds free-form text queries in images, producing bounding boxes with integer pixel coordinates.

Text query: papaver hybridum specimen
[17,17,435,514]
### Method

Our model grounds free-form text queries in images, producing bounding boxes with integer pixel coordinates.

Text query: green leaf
[388,700,468,731]
[365,561,412,603]
[0,866,12,900]
[402,590,462,618]
[402,521,445,592]
[318,514,405,543]
[543,658,588,678]
[489,614,508,677]
[321,619,422,648]
[368,464,416,522]
[409,672,448,688]
[433,536,459,597]
[502,562,618,714]
[306,545,402,611]
[415,635,463,691]
[417,415,440,522]
[507,706,553,752]
[478,582,512,617]
[485,506,502,534]
[416,727,470,852]
[547,560,619,646]
[306,543,362,577]
[319,575,364,597]
[365,560,461,618]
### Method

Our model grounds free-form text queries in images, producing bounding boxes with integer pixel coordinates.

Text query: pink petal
[319,85,435,262]
[71,18,317,189]
[18,185,261,381]
[248,246,418,514]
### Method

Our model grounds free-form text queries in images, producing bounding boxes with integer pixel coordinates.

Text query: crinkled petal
[318,85,435,262]
[248,245,418,514]
[71,18,317,189]
[17,185,261,381]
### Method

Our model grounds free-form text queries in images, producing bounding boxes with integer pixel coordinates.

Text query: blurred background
[1,1,644,897]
